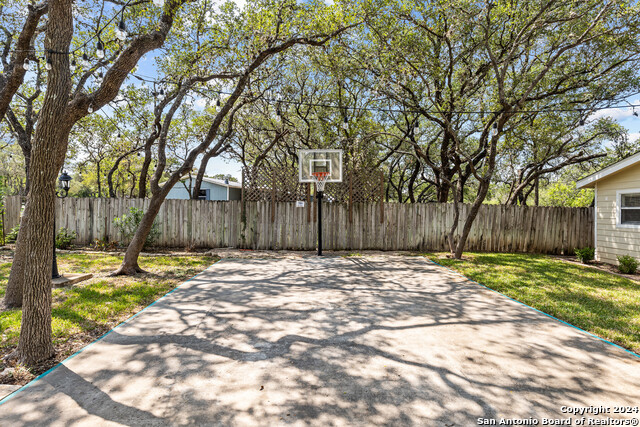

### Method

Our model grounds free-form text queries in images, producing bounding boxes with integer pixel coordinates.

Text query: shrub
[55,227,77,249]
[93,236,118,251]
[113,207,160,249]
[617,255,638,274]
[574,247,595,264]
[6,225,20,244]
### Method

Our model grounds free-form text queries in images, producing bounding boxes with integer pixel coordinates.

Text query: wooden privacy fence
[3,196,593,254]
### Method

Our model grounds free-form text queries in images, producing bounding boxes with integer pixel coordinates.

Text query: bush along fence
[3,196,594,254]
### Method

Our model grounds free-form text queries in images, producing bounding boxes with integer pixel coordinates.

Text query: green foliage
[574,247,595,264]
[617,255,638,274]
[55,228,77,250]
[541,182,594,207]
[5,225,20,244]
[0,253,216,355]
[113,207,160,248]
[208,174,239,183]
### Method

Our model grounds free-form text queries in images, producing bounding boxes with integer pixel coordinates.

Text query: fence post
[270,170,276,223]
[306,183,311,223]
[241,168,245,219]
[349,172,353,224]
[379,171,384,224]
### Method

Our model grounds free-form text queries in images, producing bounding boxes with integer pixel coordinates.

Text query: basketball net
[311,171,330,193]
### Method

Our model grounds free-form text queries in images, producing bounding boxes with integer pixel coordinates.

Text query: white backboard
[298,149,343,183]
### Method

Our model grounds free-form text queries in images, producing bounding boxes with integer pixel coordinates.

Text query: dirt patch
[0,251,216,386]
[0,324,114,386]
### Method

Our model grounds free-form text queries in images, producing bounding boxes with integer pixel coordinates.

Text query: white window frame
[616,189,640,229]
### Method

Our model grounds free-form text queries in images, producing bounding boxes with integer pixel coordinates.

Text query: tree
[3,62,44,195]
[5,0,190,366]
[501,117,625,205]
[113,0,361,275]
[8,0,75,365]
[0,1,48,121]
[358,0,640,258]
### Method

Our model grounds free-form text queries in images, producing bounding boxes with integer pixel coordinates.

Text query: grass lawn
[424,252,640,355]
[0,251,216,384]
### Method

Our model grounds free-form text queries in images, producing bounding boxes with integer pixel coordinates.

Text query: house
[166,177,242,201]
[576,152,640,264]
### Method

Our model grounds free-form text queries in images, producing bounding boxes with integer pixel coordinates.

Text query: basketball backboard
[298,149,343,183]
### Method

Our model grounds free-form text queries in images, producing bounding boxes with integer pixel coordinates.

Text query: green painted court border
[0,259,222,406]
[3,254,638,407]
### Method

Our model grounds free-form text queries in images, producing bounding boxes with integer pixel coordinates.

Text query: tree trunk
[23,152,31,196]
[138,157,151,198]
[137,135,157,198]
[447,199,460,255]
[446,178,464,254]
[4,214,29,307]
[96,160,102,197]
[407,160,420,204]
[19,138,32,196]
[192,151,215,199]
[436,179,450,203]
[112,193,167,275]
[453,178,491,259]
[108,152,131,198]
[107,166,116,198]
[11,0,73,365]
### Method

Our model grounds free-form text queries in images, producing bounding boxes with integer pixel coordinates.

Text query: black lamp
[58,170,72,195]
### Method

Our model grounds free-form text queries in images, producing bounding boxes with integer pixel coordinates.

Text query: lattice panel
[242,166,307,202]
[346,169,383,203]
[242,166,382,204]
[242,167,270,202]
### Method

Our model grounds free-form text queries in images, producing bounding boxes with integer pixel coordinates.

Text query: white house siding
[595,166,640,264]
[166,184,192,200]
[166,179,239,201]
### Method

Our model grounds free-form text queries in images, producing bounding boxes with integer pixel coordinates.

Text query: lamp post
[53,170,72,279]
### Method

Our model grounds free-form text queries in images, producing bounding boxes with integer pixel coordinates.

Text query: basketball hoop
[299,149,343,257]
[312,171,330,193]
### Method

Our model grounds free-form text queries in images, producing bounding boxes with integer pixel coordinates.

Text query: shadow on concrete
[1,256,639,426]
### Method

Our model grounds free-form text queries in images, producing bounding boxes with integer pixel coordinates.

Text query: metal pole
[53,171,71,279]
[52,213,60,279]
[317,190,323,256]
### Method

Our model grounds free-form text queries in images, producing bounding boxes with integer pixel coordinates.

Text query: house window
[620,192,640,225]
[198,189,209,200]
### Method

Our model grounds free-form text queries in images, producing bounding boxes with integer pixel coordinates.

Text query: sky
[590,99,640,145]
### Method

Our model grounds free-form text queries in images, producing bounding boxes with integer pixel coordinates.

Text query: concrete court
[0,256,639,426]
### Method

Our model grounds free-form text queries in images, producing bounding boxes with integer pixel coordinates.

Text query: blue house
[166,177,242,201]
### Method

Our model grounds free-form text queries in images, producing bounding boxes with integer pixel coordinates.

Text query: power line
[8,5,640,120]
[129,71,640,117]
[13,0,165,68]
